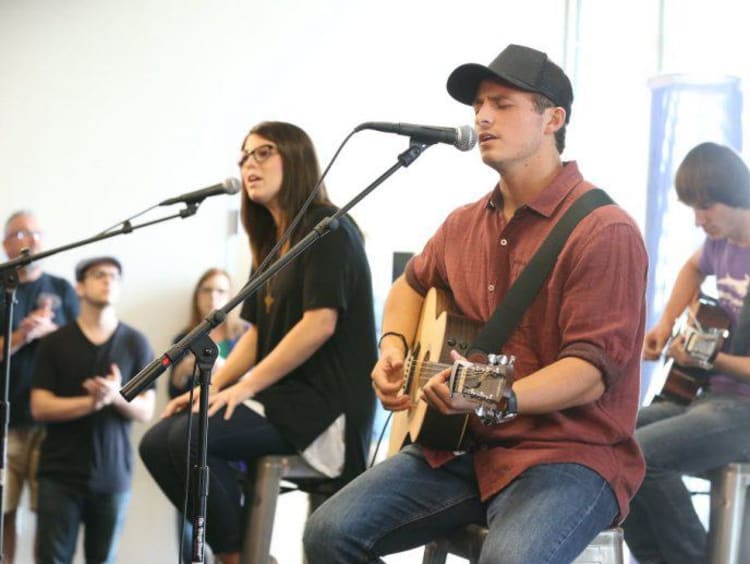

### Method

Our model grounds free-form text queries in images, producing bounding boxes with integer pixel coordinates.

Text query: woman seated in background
[140,121,377,564]
[168,267,248,398]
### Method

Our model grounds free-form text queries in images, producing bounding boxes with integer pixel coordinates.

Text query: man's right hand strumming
[643,321,673,361]
[371,348,410,411]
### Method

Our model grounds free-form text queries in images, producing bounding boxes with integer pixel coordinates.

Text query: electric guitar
[388,288,514,454]
[654,296,731,405]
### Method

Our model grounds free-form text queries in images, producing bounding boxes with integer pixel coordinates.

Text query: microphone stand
[0,203,200,561]
[120,140,430,563]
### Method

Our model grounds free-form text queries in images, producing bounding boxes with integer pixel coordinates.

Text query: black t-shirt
[0,273,79,427]
[240,205,377,483]
[32,322,154,493]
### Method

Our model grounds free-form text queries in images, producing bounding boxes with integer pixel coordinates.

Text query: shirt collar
[485,161,583,217]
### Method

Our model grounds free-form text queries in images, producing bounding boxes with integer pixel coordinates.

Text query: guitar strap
[469,188,615,357]
[729,281,750,355]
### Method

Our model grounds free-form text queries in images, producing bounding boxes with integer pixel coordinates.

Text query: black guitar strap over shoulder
[469,188,615,357]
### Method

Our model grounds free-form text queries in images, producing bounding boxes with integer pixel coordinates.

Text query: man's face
[77,263,121,308]
[692,202,742,240]
[3,214,42,259]
[472,80,561,171]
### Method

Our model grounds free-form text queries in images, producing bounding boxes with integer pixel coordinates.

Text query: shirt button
[500,238,508,246]
[488,284,495,292]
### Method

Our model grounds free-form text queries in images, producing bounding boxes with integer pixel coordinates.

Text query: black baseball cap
[75,256,122,281]
[446,44,573,123]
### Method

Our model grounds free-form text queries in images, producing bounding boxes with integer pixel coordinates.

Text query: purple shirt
[700,237,750,396]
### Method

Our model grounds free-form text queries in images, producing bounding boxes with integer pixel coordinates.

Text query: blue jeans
[304,444,618,564]
[36,477,130,564]
[623,392,750,564]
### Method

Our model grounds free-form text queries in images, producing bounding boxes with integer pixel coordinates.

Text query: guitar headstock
[448,354,515,403]
[680,298,731,369]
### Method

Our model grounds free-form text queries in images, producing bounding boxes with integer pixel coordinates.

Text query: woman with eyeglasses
[168,268,247,399]
[140,121,377,563]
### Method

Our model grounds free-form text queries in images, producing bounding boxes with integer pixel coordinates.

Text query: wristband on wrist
[503,388,518,418]
[474,381,518,425]
[378,331,409,356]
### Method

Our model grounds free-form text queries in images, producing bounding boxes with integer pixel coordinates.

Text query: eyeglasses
[198,286,229,295]
[85,269,121,281]
[238,144,277,167]
[5,229,41,242]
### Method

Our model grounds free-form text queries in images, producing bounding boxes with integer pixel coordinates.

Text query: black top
[0,273,79,427]
[240,205,377,484]
[32,322,154,493]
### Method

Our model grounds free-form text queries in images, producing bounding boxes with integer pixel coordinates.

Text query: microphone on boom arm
[355,122,477,151]
[159,178,242,206]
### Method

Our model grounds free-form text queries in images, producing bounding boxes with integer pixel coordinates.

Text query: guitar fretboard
[405,357,451,384]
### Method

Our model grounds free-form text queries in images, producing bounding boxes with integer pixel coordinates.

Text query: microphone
[355,122,477,151]
[120,354,173,401]
[159,177,242,206]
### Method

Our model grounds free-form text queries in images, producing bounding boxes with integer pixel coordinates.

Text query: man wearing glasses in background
[30,256,155,564]
[0,210,79,563]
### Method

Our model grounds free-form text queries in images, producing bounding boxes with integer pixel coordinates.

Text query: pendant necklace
[264,278,274,314]
[264,234,285,314]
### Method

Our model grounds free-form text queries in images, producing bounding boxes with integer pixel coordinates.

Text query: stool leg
[709,464,747,564]
[422,541,449,564]
[241,458,286,564]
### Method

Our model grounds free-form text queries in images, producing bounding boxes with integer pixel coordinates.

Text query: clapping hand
[83,364,122,410]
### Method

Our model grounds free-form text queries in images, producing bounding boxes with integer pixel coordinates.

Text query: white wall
[1,0,749,562]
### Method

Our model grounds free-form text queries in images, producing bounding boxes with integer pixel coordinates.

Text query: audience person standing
[31,256,155,564]
[0,210,79,563]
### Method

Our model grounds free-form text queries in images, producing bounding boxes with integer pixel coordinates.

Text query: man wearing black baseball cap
[74,256,122,283]
[30,255,155,562]
[306,44,647,563]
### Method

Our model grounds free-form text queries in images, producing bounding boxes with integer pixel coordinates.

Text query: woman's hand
[161,391,192,418]
[207,380,254,420]
[161,385,214,418]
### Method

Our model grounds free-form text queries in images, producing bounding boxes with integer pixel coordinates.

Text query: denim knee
[302,504,331,560]
[303,499,359,563]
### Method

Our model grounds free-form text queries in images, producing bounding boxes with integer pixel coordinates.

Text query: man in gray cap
[30,256,155,563]
[304,44,648,562]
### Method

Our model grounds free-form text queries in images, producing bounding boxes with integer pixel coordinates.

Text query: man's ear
[545,106,566,134]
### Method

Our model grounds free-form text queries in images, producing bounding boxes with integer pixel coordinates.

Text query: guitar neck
[407,357,451,385]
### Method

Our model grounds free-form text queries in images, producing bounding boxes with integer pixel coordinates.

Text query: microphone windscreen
[224,177,242,194]
[456,126,478,152]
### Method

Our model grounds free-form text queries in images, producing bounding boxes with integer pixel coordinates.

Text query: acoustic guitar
[654,296,731,405]
[388,288,515,454]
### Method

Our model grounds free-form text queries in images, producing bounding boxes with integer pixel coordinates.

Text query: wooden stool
[240,454,332,564]
[421,524,623,564]
[708,462,750,564]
